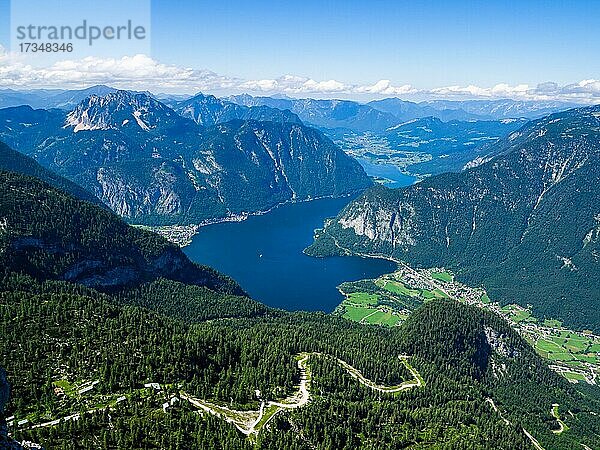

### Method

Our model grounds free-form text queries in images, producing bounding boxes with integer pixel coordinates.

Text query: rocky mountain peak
[64,90,185,133]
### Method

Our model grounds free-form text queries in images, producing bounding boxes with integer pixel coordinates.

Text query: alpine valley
[0,85,599,450]
[308,105,600,332]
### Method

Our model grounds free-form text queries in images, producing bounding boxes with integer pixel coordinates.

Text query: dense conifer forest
[0,163,599,449]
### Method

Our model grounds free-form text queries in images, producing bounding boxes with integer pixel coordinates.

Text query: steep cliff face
[0,92,372,225]
[195,120,372,208]
[308,106,600,330]
[88,120,372,223]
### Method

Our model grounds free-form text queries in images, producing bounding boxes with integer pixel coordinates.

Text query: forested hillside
[2,280,599,449]
[0,142,102,207]
[0,170,242,296]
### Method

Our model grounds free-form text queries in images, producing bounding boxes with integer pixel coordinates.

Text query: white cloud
[429,81,600,103]
[429,83,530,98]
[239,79,278,91]
[302,79,347,93]
[0,49,238,92]
[239,76,416,96]
[0,47,598,103]
[240,75,349,94]
[354,80,417,95]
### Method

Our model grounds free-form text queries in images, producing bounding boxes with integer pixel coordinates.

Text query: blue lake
[184,196,397,312]
[357,158,417,188]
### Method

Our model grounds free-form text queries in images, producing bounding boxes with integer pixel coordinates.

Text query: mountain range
[0,85,119,110]
[227,94,402,132]
[370,97,580,121]
[0,86,580,135]
[307,105,600,331]
[0,91,371,225]
[172,93,301,126]
[228,93,579,131]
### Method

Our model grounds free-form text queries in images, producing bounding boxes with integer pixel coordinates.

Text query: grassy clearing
[589,343,600,353]
[254,404,280,430]
[420,288,448,300]
[501,305,534,323]
[564,338,590,353]
[378,280,420,297]
[575,354,598,364]
[549,334,595,353]
[547,352,576,362]
[562,371,586,382]
[52,380,77,398]
[343,305,376,322]
[342,303,402,327]
[535,337,599,364]
[420,289,436,299]
[347,292,378,306]
[362,310,387,325]
[536,339,564,354]
[432,288,449,298]
[339,284,407,327]
[363,310,402,327]
[512,310,531,323]
[430,270,453,283]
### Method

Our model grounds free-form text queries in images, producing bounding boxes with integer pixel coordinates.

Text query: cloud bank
[0,49,599,103]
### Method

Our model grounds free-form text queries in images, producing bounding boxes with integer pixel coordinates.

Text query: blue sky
[0,0,599,100]
[149,0,599,87]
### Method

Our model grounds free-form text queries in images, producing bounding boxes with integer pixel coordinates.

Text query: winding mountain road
[180,352,424,436]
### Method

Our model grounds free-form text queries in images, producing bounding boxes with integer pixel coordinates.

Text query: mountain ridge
[0,141,103,207]
[174,92,302,126]
[307,105,600,330]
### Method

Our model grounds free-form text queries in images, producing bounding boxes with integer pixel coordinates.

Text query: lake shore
[134,192,361,247]
[180,196,397,312]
